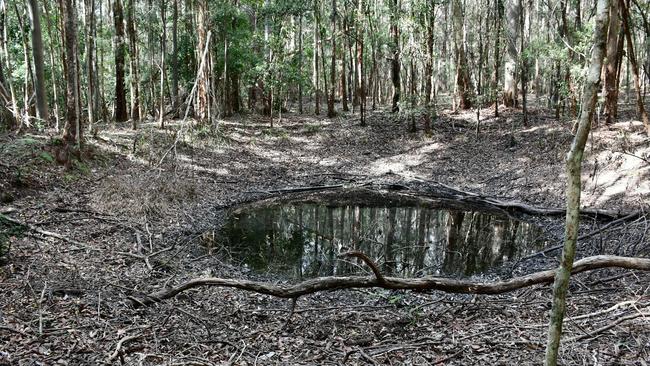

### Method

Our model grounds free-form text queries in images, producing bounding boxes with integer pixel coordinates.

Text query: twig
[38,282,47,336]
[433,348,465,365]
[128,255,650,307]
[107,333,143,362]
[339,251,386,284]
[567,311,650,342]
[0,214,100,252]
[357,347,378,365]
[620,150,650,164]
[281,297,298,329]
[519,211,643,261]
[245,184,344,195]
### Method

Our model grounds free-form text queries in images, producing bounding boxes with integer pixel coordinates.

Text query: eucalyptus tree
[113,0,128,122]
[545,0,610,363]
[26,0,48,122]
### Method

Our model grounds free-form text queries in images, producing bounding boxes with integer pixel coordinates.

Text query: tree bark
[493,0,501,117]
[451,0,473,109]
[389,0,400,113]
[195,0,210,123]
[170,0,179,113]
[503,0,520,107]
[113,0,128,122]
[424,0,435,133]
[356,0,365,126]
[327,0,336,118]
[340,16,348,112]
[61,0,81,151]
[313,1,320,115]
[159,0,166,128]
[1,0,18,127]
[603,0,621,125]
[84,0,95,134]
[41,0,61,130]
[126,0,139,127]
[620,0,650,135]
[129,255,650,307]
[297,14,304,114]
[26,0,48,122]
[544,1,610,364]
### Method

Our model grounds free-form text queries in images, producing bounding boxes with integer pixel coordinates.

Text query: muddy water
[219,204,547,279]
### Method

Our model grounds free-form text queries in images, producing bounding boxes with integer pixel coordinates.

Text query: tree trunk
[313,2,320,115]
[520,0,527,125]
[159,0,166,128]
[195,0,210,122]
[340,16,348,112]
[1,0,18,128]
[389,0,400,113]
[26,0,48,122]
[16,4,34,126]
[544,1,610,364]
[424,0,435,133]
[620,0,650,135]
[298,14,303,114]
[84,0,95,134]
[503,0,520,107]
[451,0,473,109]
[603,0,621,125]
[171,0,179,113]
[41,0,61,131]
[327,0,336,118]
[61,0,81,151]
[113,0,128,122]
[493,0,501,117]
[356,0,365,126]
[126,0,140,127]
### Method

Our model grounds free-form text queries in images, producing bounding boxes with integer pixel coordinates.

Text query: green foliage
[39,151,54,163]
[304,123,322,134]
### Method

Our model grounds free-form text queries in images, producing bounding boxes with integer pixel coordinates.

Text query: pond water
[219,203,547,279]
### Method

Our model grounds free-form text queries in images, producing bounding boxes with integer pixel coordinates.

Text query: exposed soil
[1,106,649,365]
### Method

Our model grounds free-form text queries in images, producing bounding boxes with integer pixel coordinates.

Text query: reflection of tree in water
[221,204,547,279]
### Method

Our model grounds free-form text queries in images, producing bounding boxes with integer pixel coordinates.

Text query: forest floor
[1,105,649,365]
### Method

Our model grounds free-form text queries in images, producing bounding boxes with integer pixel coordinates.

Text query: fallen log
[128,255,650,307]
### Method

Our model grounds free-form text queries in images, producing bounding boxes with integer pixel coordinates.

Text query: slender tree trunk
[389,0,400,113]
[171,0,178,113]
[61,0,81,151]
[195,0,210,122]
[298,14,303,114]
[159,0,166,128]
[520,0,527,125]
[340,16,348,112]
[313,2,320,115]
[503,0,520,107]
[126,0,139,127]
[42,0,60,130]
[424,0,435,133]
[357,0,364,126]
[620,0,650,135]
[84,0,96,135]
[1,0,18,127]
[26,0,48,122]
[603,0,621,125]
[113,0,128,122]
[327,0,336,118]
[544,1,609,364]
[493,0,501,117]
[451,0,473,109]
[16,4,34,126]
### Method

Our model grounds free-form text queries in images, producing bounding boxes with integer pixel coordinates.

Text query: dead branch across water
[129,255,650,307]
